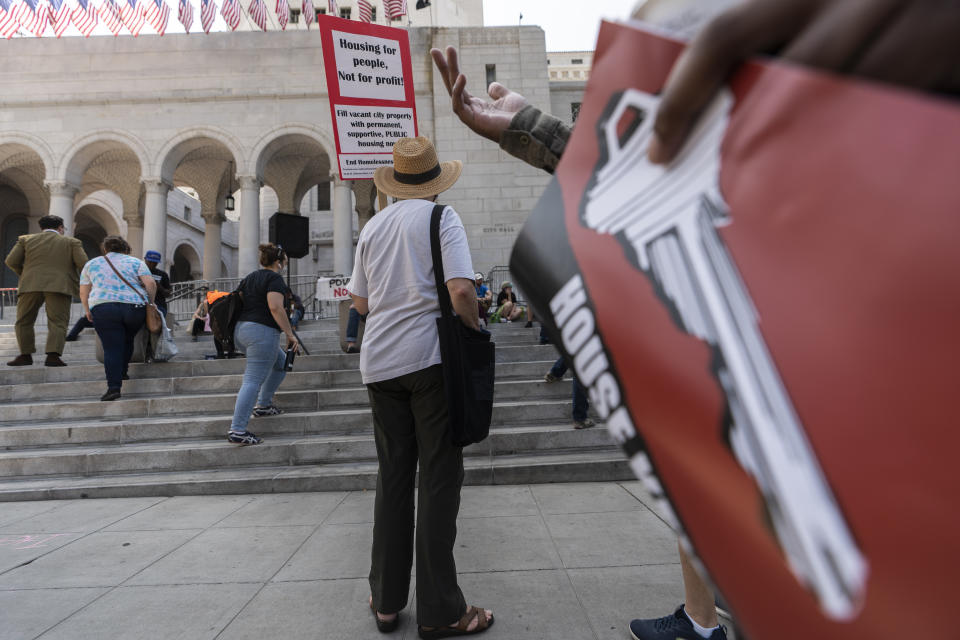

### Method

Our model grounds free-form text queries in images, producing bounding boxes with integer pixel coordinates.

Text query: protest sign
[510,20,960,640]
[318,15,418,179]
[316,276,352,301]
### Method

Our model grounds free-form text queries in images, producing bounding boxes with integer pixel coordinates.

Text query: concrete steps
[0,320,629,500]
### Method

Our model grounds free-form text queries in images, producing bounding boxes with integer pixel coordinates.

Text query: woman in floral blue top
[79,236,157,401]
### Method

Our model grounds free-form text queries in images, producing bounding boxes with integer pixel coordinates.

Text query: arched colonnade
[0,125,376,282]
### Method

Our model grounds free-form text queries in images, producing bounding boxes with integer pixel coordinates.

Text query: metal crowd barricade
[485,266,526,307]
[166,274,338,323]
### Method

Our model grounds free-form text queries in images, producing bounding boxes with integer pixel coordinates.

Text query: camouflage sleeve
[498,105,572,174]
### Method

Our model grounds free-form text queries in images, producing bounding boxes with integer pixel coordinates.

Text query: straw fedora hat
[373,136,462,199]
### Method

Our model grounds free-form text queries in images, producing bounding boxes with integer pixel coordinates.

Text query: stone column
[352,179,377,232]
[202,209,224,281]
[142,180,170,268]
[332,177,353,275]
[46,182,78,235]
[124,213,144,257]
[238,176,261,276]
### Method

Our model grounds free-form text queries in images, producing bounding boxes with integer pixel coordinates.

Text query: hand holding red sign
[647,0,960,164]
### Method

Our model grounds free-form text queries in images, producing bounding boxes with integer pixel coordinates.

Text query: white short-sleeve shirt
[348,199,475,384]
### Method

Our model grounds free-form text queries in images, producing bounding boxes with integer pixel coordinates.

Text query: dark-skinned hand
[649,0,960,164]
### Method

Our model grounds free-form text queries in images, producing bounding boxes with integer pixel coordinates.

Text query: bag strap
[103,254,147,304]
[429,203,453,319]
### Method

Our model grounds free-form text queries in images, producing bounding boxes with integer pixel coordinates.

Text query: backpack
[208,282,245,355]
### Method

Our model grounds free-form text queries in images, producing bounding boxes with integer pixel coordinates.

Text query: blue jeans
[346,306,366,342]
[550,356,588,421]
[289,308,303,329]
[91,302,146,390]
[230,321,287,433]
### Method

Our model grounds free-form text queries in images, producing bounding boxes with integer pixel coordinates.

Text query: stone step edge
[0,346,557,385]
[0,375,567,407]
[0,398,571,431]
[0,423,606,461]
[0,450,633,502]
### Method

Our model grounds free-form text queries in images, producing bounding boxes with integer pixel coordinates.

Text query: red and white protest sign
[511,20,960,640]
[317,15,418,180]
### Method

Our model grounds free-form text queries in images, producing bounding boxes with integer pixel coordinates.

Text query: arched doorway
[171,243,202,283]
[1,211,29,289]
[74,206,113,261]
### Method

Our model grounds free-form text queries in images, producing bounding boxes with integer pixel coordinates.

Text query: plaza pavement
[0,481,738,640]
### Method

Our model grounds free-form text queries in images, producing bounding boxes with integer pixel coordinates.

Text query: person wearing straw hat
[348,136,494,638]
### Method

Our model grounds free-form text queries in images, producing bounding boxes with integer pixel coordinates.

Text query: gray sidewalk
[0,482,725,640]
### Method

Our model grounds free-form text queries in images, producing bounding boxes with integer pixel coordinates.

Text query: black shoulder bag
[430,204,496,447]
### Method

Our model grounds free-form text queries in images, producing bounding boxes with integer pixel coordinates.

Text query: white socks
[684,608,720,639]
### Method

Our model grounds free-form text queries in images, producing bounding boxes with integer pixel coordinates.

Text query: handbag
[102,254,163,334]
[430,204,496,447]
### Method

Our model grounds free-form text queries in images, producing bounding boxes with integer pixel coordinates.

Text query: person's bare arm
[268,290,300,353]
[139,275,157,304]
[80,284,93,322]
[350,295,369,317]
[447,278,480,331]
[649,0,960,164]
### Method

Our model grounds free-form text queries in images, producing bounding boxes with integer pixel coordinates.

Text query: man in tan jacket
[4,215,88,366]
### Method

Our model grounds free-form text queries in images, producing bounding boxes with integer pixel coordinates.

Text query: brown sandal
[418,606,494,639]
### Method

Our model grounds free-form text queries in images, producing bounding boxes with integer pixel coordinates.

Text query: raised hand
[430,45,531,143]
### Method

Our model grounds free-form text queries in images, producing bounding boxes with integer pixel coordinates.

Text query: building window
[339,7,350,18]
[571,58,583,64]
[573,70,581,78]
[184,205,192,221]
[549,71,557,79]
[370,6,376,20]
[571,102,581,122]
[561,70,569,78]
[485,64,496,86]
[290,8,299,22]
[317,7,324,13]
[316,183,331,210]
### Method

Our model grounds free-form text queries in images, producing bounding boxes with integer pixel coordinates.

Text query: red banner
[511,20,960,640]
[317,14,418,179]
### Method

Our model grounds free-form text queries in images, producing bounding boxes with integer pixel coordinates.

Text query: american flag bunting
[300,0,312,27]
[48,0,70,36]
[274,0,286,29]
[198,0,214,32]
[0,0,19,38]
[356,0,370,22]
[246,0,265,29]
[143,0,169,33]
[384,0,404,20]
[71,0,98,35]
[326,0,334,15]
[18,0,50,36]
[219,0,239,29]
[177,0,191,31]
[118,0,144,34]
[98,0,122,34]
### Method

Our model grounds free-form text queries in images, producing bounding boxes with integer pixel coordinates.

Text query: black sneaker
[227,430,263,445]
[100,388,121,402]
[629,606,727,640]
[252,405,284,417]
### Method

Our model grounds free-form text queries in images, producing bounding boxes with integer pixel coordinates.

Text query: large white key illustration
[582,89,868,619]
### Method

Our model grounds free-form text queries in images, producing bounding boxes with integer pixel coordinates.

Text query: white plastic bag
[152,314,179,362]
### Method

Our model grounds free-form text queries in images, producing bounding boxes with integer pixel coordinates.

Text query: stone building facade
[0,24,558,288]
